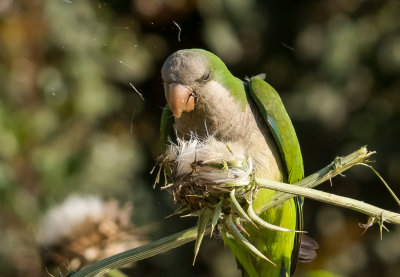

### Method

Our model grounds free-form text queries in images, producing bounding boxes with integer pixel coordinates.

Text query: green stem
[358,163,400,207]
[70,226,211,277]
[259,146,374,213]
[256,178,400,225]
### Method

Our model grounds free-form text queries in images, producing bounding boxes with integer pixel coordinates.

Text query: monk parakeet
[160,49,317,277]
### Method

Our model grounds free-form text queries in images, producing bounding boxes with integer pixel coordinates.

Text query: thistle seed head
[155,134,296,265]
[156,134,254,211]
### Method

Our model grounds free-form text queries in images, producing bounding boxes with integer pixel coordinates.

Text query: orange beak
[166,83,195,118]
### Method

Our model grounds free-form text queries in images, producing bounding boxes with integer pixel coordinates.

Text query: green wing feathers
[249,77,305,276]
[248,77,304,184]
[160,104,176,151]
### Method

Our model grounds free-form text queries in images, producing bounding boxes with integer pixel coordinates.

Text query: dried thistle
[38,195,147,274]
[154,135,299,264]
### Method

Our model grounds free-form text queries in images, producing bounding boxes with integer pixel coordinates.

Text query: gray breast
[173,81,284,181]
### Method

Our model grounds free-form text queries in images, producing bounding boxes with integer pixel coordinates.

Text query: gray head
[161,49,228,118]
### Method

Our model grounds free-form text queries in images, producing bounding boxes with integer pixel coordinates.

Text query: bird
[160,48,317,277]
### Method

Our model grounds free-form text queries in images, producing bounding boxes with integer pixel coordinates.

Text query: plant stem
[256,179,400,225]
[258,146,374,213]
[70,226,211,277]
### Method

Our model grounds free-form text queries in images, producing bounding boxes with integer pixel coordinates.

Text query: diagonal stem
[70,226,211,277]
[258,146,374,213]
[255,178,400,225]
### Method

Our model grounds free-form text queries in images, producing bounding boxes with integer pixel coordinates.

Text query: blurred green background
[1,0,400,276]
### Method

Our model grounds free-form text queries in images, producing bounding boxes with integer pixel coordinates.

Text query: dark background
[1,0,400,276]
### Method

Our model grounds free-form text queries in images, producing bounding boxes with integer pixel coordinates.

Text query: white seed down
[165,134,253,186]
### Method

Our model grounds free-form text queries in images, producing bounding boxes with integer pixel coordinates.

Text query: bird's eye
[200,71,211,82]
